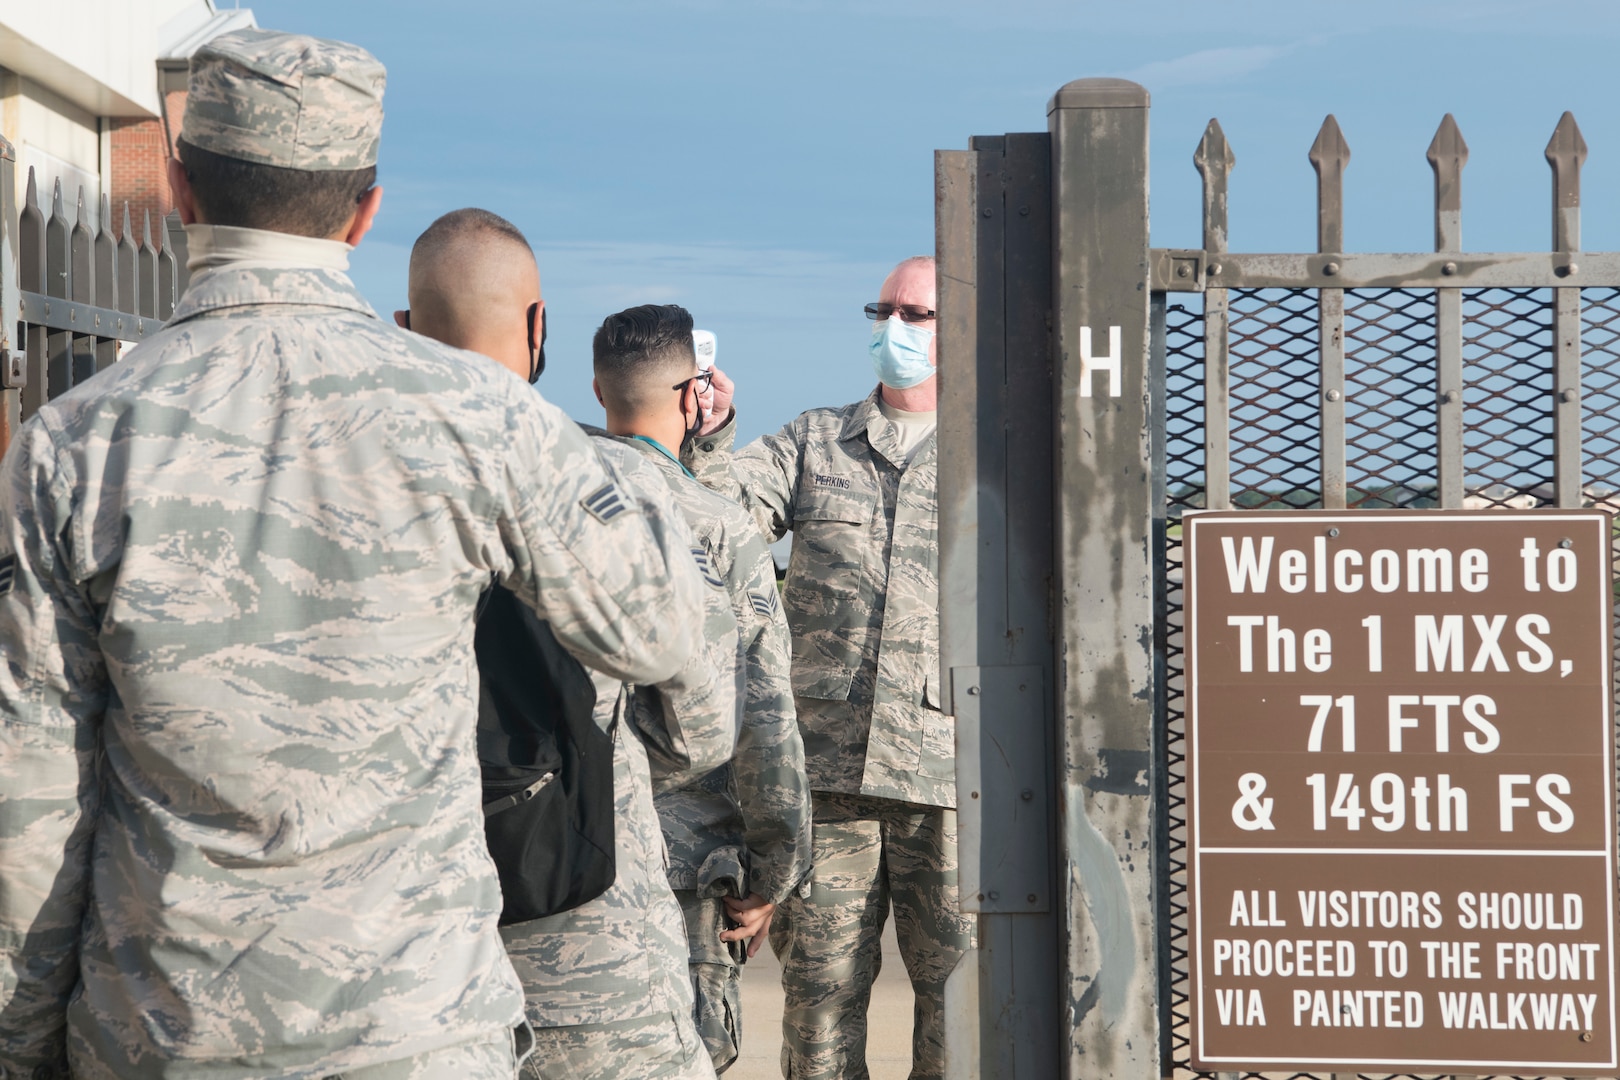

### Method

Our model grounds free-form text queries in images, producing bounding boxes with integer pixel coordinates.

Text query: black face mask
[527,303,546,385]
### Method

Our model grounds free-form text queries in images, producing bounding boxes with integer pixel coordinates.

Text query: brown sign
[1185,509,1618,1074]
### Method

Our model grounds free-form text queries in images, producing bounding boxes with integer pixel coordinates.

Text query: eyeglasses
[864,302,936,323]
[673,368,715,393]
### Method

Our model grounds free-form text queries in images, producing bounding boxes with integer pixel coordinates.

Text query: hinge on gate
[0,348,23,390]
[1150,248,1207,293]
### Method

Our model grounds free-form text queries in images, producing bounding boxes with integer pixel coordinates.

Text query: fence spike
[1545,111,1586,253]
[95,193,117,309]
[1193,118,1235,254]
[1308,114,1350,253]
[117,203,138,315]
[1426,114,1468,252]
[71,186,94,305]
[18,167,43,292]
[137,210,158,318]
[157,214,178,320]
[45,179,69,300]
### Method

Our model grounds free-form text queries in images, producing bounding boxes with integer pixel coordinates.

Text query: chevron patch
[581,482,628,523]
[0,554,13,597]
[748,590,778,618]
[691,546,725,590]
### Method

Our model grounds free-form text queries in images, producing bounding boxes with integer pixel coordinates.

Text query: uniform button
[33,1065,53,1080]
[701,442,715,452]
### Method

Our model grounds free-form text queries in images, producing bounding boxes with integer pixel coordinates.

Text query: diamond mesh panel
[1463,288,1555,507]
[1345,289,1438,507]
[1162,298,1201,1077]
[1228,289,1322,508]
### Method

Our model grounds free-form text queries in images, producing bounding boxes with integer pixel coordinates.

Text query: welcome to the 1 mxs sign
[1185,509,1617,1074]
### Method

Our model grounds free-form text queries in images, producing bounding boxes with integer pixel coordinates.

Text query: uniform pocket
[785,484,877,700]
[918,710,956,781]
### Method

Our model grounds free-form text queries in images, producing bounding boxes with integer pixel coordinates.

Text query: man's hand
[698,366,735,436]
[720,892,775,958]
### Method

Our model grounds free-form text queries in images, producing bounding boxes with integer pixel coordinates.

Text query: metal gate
[0,135,181,457]
[936,78,1620,1078]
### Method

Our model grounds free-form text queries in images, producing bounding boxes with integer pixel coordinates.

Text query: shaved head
[405,208,541,379]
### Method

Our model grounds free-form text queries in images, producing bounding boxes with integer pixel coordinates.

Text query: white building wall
[0,0,211,117]
[2,73,102,218]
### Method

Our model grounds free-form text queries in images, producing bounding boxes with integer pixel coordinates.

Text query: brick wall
[107,89,185,247]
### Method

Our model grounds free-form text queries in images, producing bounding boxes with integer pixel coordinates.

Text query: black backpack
[475,584,616,925]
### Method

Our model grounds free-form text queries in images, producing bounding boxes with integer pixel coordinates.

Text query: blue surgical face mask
[869,318,936,389]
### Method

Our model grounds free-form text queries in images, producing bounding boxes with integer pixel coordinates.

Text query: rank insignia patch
[581,483,628,523]
[691,547,725,590]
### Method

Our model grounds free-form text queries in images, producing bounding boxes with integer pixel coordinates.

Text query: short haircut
[409,207,533,272]
[176,137,377,238]
[592,304,698,415]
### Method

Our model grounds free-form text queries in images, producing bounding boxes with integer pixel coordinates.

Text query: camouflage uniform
[614,435,812,1073]
[502,438,742,1080]
[687,389,974,1080]
[0,29,708,1080]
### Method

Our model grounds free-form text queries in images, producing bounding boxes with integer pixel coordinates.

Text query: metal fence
[1156,110,1620,1080]
[937,81,1620,1079]
[0,134,179,457]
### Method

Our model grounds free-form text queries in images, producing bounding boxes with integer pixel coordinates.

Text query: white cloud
[1124,44,1292,90]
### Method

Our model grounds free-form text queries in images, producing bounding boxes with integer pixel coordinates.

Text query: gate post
[1047,78,1159,1077]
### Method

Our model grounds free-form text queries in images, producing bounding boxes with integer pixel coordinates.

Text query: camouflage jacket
[686,388,952,809]
[0,264,706,1079]
[501,437,741,1029]
[614,436,812,906]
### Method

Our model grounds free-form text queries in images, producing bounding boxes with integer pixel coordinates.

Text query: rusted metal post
[1547,111,1586,508]
[1048,76,1158,1079]
[1310,116,1348,509]
[1196,120,1233,511]
[1428,114,1468,509]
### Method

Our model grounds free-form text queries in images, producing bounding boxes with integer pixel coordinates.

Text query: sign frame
[1185,508,1618,1074]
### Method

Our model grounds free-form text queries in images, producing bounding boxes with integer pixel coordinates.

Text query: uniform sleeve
[684,411,802,545]
[494,390,704,686]
[727,530,813,904]
[0,422,107,1074]
[636,546,742,795]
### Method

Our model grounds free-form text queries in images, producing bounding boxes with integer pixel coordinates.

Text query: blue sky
[253,0,1620,443]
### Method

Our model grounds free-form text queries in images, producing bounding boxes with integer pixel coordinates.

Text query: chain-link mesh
[1157,285,1619,1080]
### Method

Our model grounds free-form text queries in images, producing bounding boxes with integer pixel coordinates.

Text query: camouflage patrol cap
[182,28,385,171]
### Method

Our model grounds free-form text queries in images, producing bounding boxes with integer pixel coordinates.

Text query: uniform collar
[617,433,697,480]
[844,386,935,469]
[168,264,378,326]
[839,386,886,443]
[625,434,695,479]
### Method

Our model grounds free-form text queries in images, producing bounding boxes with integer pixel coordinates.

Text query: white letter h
[1079,326,1122,398]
